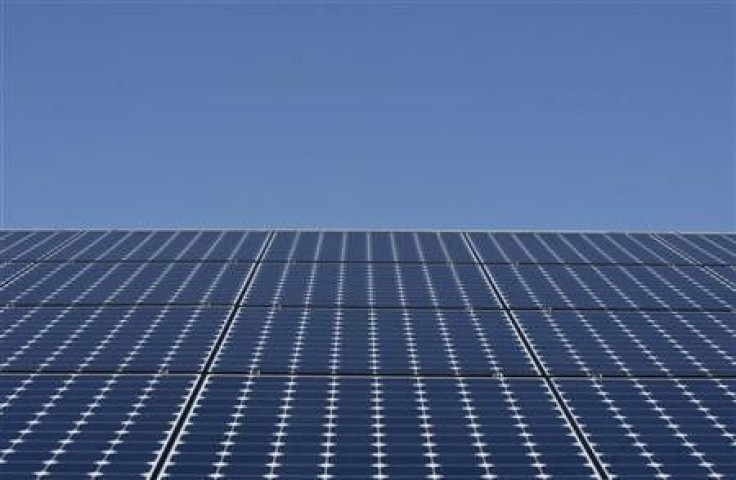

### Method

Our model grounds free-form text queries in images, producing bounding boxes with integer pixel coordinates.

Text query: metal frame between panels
[652,234,736,290]
[462,233,612,480]
[0,231,84,289]
[460,231,735,480]
[149,231,276,478]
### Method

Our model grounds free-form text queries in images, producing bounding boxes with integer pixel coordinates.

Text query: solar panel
[213,307,536,375]
[163,376,597,479]
[556,379,736,479]
[515,310,736,376]
[0,262,254,306]
[0,374,194,479]
[0,231,79,262]
[656,233,736,265]
[488,264,734,311]
[45,230,269,262]
[0,306,230,373]
[467,232,703,265]
[0,263,31,286]
[243,262,500,309]
[0,229,733,478]
[264,231,475,263]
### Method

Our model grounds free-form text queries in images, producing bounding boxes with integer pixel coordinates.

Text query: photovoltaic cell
[0,306,230,372]
[516,310,736,376]
[488,264,735,311]
[703,234,736,259]
[213,307,536,375]
[163,377,596,479]
[45,230,269,262]
[620,233,703,264]
[0,262,254,306]
[467,232,701,265]
[557,379,736,479]
[264,231,475,263]
[0,264,30,285]
[0,374,194,479]
[657,233,736,265]
[0,231,78,262]
[243,262,501,309]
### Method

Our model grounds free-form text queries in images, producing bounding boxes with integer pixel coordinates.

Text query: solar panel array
[0,230,734,479]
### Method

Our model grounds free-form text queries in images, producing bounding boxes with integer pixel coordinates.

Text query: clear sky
[3,1,734,231]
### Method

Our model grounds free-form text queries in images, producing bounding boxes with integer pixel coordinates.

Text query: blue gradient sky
[4,1,734,231]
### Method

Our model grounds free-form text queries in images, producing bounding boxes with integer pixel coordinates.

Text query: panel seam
[650,234,735,294]
[148,231,275,479]
[0,302,729,313]
[6,258,728,267]
[0,232,86,290]
[462,232,611,480]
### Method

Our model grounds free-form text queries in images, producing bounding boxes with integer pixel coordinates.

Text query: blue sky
[3,1,734,231]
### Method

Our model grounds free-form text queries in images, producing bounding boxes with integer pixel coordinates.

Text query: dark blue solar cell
[0,374,193,478]
[0,262,253,306]
[45,231,268,262]
[266,231,323,261]
[149,231,268,262]
[141,231,208,260]
[244,263,500,309]
[210,231,270,261]
[560,233,668,264]
[658,233,735,265]
[488,264,734,311]
[93,231,173,261]
[704,265,734,286]
[213,307,535,375]
[575,233,663,264]
[437,232,476,263]
[624,233,698,264]
[0,231,78,262]
[264,231,473,263]
[468,232,718,265]
[701,234,736,262]
[47,231,157,262]
[377,231,474,263]
[42,231,115,261]
[164,377,596,479]
[642,265,735,310]
[515,310,736,376]
[372,232,407,261]
[557,379,736,480]
[467,232,528,263]
[0,263,31,286]
[0,306,229,372]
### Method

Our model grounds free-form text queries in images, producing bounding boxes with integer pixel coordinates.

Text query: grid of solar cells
[0,263,31,286]
[0,230,733,479]
[487,264,734,311]
[515,311,736,376]
[243,262,500,308]
[213,307,536,375]
[264,231,475,263]
[467,232,697,265]
[0,306,230,373]
[656,233,736,265]
[46,230,269,262]
[0,231,79,262]
[556,379,736,478]
[0,262,254,306]
[0,374,194,479]
[164,377,596,479]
